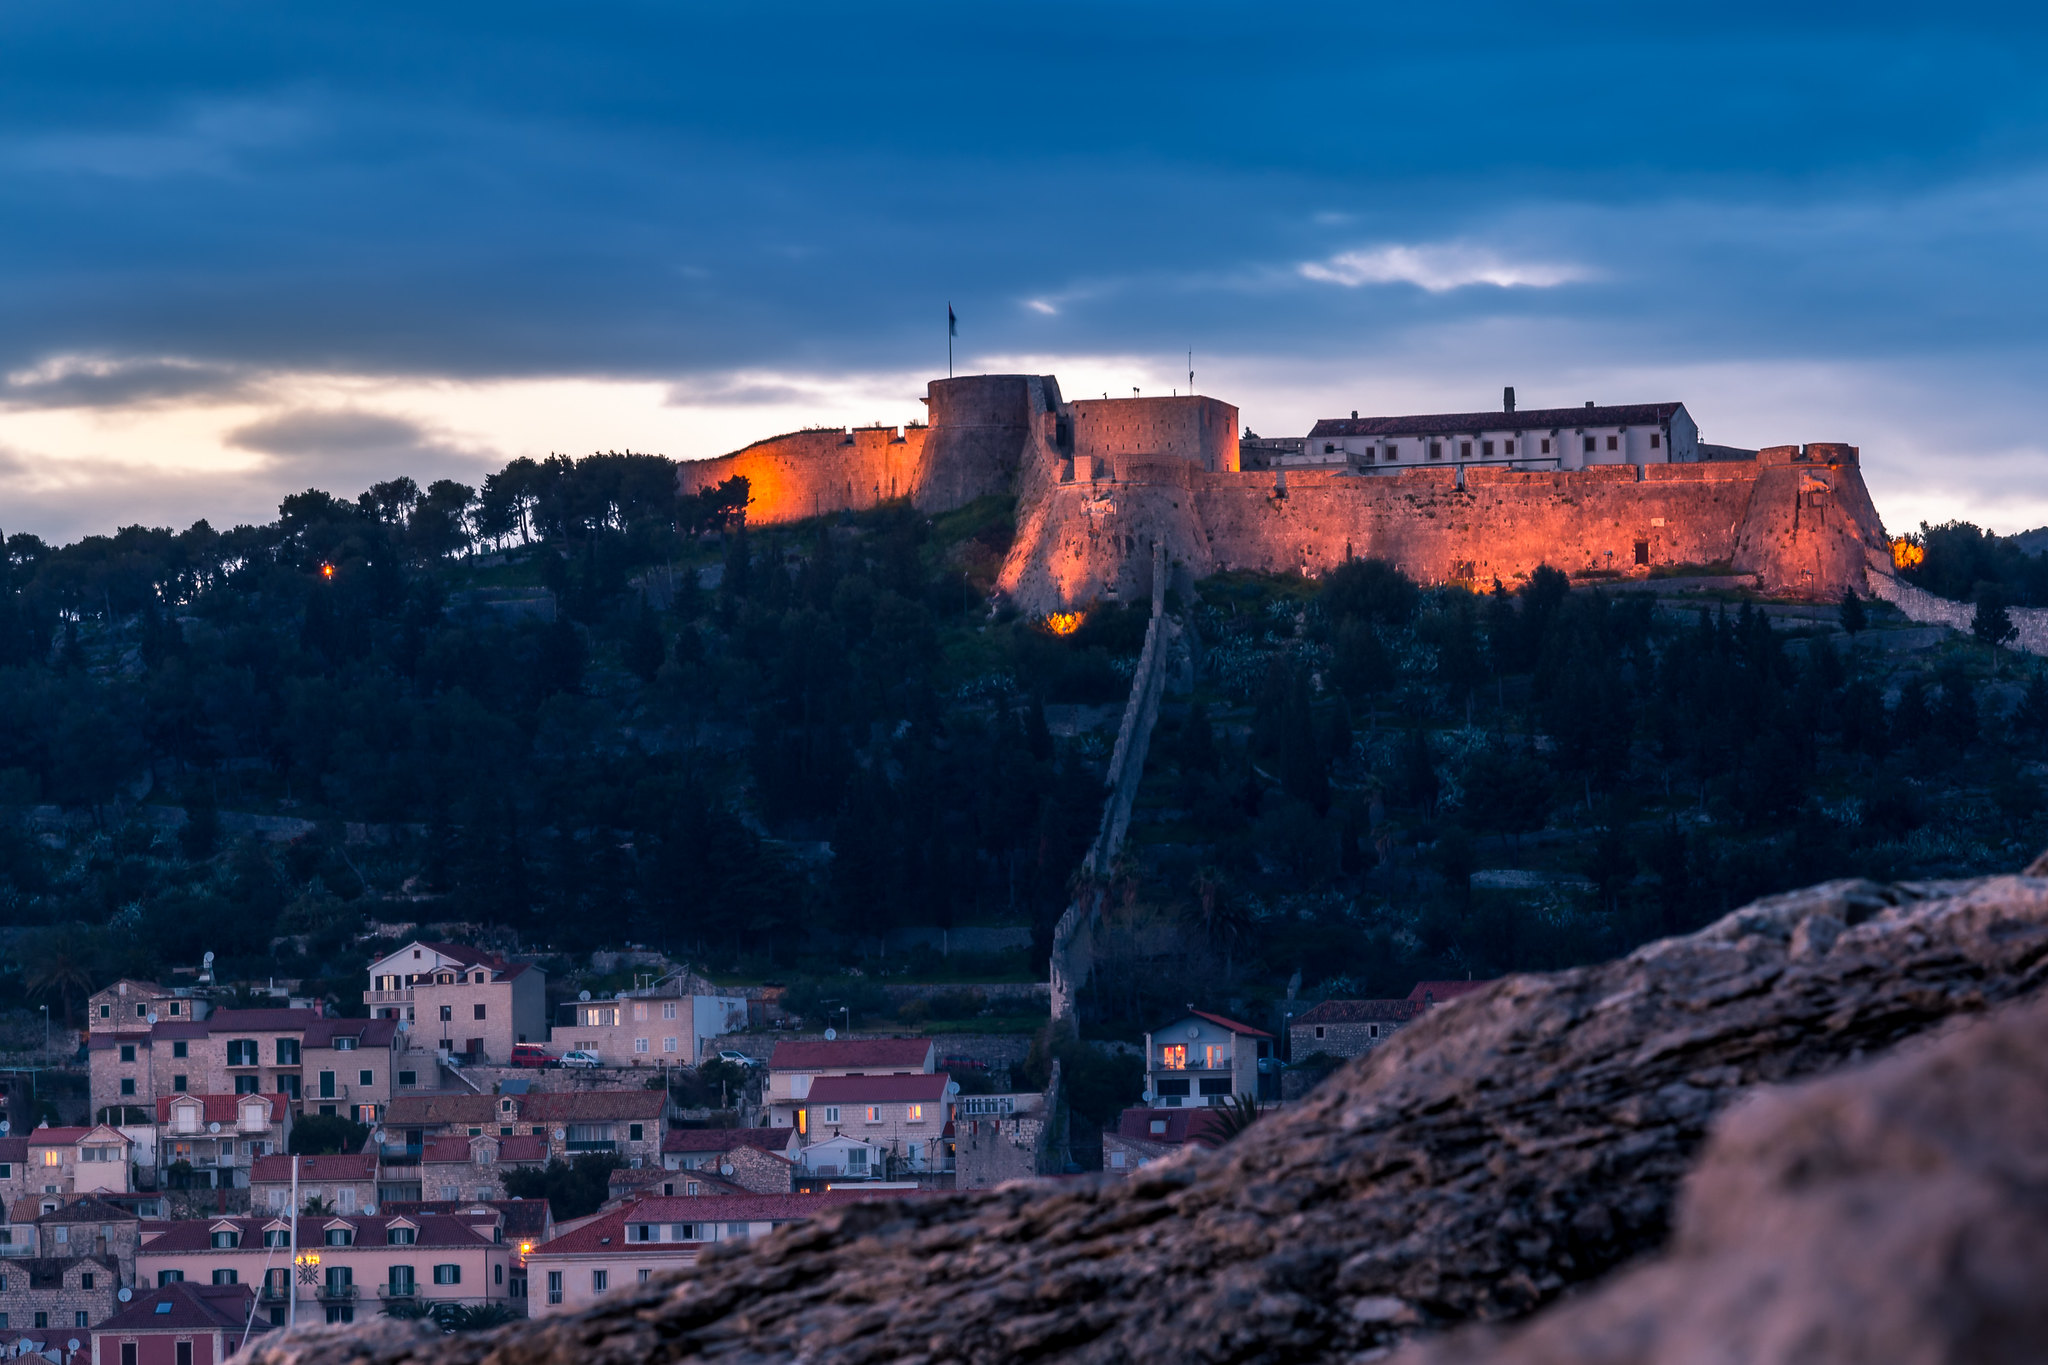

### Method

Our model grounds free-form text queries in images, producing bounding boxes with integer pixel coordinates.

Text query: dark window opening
[1634,540,1649,566]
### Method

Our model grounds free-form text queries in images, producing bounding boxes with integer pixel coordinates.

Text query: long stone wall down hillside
[997,448,1890,614]
[248,868,2048,1365]
[1867,570,2048,658]
[674,425,929,525]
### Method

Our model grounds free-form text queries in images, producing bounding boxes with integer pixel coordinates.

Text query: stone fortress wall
[675,373,1895,612]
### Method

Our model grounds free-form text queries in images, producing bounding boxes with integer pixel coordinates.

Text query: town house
[380,1090,665,1169]
[300,1017,405,1125]
[12,1126,134,1208]
[135,1210,518,1327]
[797,1074,953,1178]
[86,981,210,1038]
[412,1134,549,1204]
[765,1037,934,1130]
[92,1009,337,1125]
[555,984,747,1068]
[363,942,546,1066]
[247,1154,379,1217]
[1102,1108,1223,1177]
[1142,1010,1275,1108]
[659,1130,798,1194]
[155,1095,290,1193]
[89,1281,270,1365]
[0,1197,141,1341]
[523,1191,918,1318]
[1287,980,1493,1065]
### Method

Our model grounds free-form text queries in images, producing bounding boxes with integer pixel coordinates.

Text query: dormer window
[263,1229,289,1247]
[210,1230,240,1249]
[335,1037,356,1051]
[324,1227,354,1246]
[387,1226,416,1245]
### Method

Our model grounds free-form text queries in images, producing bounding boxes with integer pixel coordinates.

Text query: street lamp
[40,1005,48,1059]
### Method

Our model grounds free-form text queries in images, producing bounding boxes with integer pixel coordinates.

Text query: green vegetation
[289,1112,372,1155]
[501,1152,625,1221]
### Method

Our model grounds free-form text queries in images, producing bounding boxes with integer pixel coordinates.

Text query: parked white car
[560,1049,603,1068]
[716,1049,764,1070]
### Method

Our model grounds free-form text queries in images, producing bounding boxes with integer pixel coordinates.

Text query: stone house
[154,1095,291,1192]
[92,1009,374,1125]
[414,1134,548,1203]
[659,1130,797,1195]
[1300,400,1699,473]
[1287,999,1418,1064]
[299,1017,406,1125]
[363,942,546,1066]
[1102,1107,1223,1177]
[17,1126,133,1204]
[86,981,210,1038]
[34,1197,143,1278]
[246,1154,379,1217]
[524,1191,919,1318]
[1142,1010,1275,1108]
[1287,980,1493,1065]
[953,1091,1057,1191]
[797,1074,953,1178]
[136,1210,518,1328]
[0,1252,122,1339]
[381,1090,666,1168]
[89,1281,270,1365]
[765,1038,934,1130]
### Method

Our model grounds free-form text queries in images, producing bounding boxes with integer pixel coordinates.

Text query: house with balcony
[764,1037,934,1130]
[795,1074,954,1180]
[91,1009,344,1126]
[553,983,747,1068]
[523,1190,920,1317]
[135,1210,518,1328]
[363,942,546,1067]
[1142,1010,1275,1108]
[301,1017,405,1126]
[247,1154,379,1217]
[89,1281,271,1365]
[154,1095,290,1192]
[380,1090,665,1169]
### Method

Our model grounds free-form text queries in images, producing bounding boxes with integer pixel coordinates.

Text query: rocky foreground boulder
[252,873,2048,1365]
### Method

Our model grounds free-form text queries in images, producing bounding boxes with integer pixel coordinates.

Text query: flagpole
[948,302,954,379]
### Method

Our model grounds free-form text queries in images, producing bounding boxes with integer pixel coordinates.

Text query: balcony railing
[258,1286,291,1304]
[0,1243,37,1258]
[565,1140,617,1154]
[378,1285,418,1300]
[364,989,414,1006]
[316,1283,358,1302]
[379,1144,423,1163]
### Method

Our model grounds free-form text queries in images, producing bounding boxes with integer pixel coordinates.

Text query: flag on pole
[948,304,957,337]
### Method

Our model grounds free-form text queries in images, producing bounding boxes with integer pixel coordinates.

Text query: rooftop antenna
[1189,351,1195,397]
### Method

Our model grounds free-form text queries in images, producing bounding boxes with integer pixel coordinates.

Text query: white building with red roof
[1142,1009,1276,1108]
[362,941,546,1067]
[522,1189,923,1317]
[795,1073,954,1178]
[764,1037,934,1130]
[154,1095,290,1192]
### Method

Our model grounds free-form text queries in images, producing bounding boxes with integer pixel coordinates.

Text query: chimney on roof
[1503,386,1515,413]
[1585,400,1595,408]
[1350,410,1357,420]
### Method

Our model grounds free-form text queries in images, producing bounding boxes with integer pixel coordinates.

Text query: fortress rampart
[675,374,1894,610]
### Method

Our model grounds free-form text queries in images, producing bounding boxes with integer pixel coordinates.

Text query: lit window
[633,1003,647,1022]
[906,1104,924,1123]
[42,1151,59,1167]
[865,1106,882,1124]
[1203,1045,1229,1069]
[1159,1045,1186,1071]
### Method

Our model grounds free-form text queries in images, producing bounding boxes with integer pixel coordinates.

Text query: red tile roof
[420,1134,547,1164]
[1183,1009,1273,1039]
[93,1282,266,1336]
[303,1016,402,1048]
[155,1093,285,1126]
[1113,1107,1226,1145]
[382,1199,550,1239]
[1293,999,1418,1026]
[769,1038,933,1072]
[383,1088,663,1128]
[248,1152,377,1184]
[138,1212,493,1252]
[531,1189,923,1256]
[37,1196,141,1224]
[1307,402,1685,439]
[804,1073,951,1104]
[28,1125,122,1146]
[0,1137,26,1163]
[1406,980,1493,1007]
[661,1128,798,1154]
[203,1007,324,1032]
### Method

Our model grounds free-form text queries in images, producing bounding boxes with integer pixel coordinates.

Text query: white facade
[1297,403,1699,474]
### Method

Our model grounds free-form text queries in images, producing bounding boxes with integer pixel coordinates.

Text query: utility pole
[289,1157,300,1331]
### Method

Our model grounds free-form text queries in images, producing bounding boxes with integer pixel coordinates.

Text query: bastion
[676,376,1893,611]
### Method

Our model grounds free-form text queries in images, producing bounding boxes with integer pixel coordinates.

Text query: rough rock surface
[1402,988,2048,1365]
[248,875,2048,1365]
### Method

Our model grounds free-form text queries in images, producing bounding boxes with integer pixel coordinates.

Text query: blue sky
[5,1,2048,541]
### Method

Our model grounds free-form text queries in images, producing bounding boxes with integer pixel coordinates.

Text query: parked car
[716,1049,764,1070]
[560,1049,603,1068]
[511,1044,558,1069]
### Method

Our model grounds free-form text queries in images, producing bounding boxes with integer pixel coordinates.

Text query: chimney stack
[1585,400,1596,408]
[1351,410,1358,419]
[1503,386,1515,413]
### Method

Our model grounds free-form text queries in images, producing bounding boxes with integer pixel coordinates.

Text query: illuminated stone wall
[675,425,928,524]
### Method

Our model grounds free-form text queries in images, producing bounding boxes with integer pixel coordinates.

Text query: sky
[5,1,2048,544]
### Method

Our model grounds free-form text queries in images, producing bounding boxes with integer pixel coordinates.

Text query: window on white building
[662,1037,677,1053]
[906,1104,924,1123]
[662,1002,677,1020]
[634,1038,649,1054]
[821,1107,840,1124]
[864,1106,882,1124]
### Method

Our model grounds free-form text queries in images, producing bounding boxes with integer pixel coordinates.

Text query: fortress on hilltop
[676,374,1894,611]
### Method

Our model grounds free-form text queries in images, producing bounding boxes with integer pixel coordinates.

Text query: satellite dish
[147,1013,159,1025]
[718,1162,734,1177]
[578,991,591,1002]
[117,1289,132,1303]
[946,1081,960,1096]
[823,1028,836,1041]
[203,952,215,966]
[364,1204,377,1216]
[553,1128,566,1141]
[67,1342,80,1354]
[1186,1026,1200,1039]
[1140,1091,1154,1104]
[0,1120,10,1134]
[372,1130,387,1144]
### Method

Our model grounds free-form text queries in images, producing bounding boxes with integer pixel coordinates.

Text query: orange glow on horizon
[1043,611,1083,636]
[1891,537,1924,570]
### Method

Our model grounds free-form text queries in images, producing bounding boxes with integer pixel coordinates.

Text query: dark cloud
[225,408,440,463]
[663,377,822,408]
[0,357,257,409]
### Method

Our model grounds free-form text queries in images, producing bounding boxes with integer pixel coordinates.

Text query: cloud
[663,375,821,408]
[0,355,261,410]
[1299,244,1594,292]
[226,408,458,464]
[1024,299,1058,316]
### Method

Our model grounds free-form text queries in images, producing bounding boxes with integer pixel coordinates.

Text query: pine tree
[624,601,664,683]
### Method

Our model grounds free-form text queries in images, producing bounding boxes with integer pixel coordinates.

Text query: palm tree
[435,1303,521,1331]
[1203,1093,1264,1146]
[23,925,98,1028]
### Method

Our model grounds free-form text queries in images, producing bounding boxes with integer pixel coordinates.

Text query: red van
[511,1044,557,1069]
